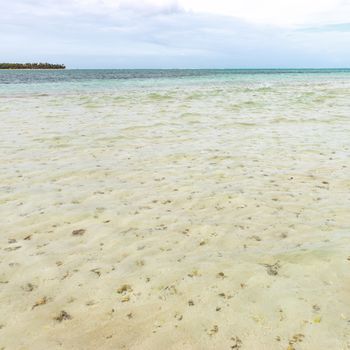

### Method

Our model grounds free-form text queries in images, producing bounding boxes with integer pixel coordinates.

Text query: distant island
[0,63,66,69]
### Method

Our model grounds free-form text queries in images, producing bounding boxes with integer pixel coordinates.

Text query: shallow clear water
[1,68,350,93]
[1,69,350,349]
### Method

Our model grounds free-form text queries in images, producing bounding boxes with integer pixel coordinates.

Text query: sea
[1,69,350,349]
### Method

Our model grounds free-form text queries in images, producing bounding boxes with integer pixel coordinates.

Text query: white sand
[1,79,350,349]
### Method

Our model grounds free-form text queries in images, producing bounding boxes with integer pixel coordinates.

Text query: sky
[1,0,350,68]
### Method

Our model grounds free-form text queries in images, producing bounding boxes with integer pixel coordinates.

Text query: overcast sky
[1,0,350,68]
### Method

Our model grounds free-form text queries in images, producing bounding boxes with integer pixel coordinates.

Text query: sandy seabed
[1,77,350,349]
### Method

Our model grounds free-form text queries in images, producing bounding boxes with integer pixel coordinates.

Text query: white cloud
[1,0,350,67]
[5,1,350,27]
[180,0,350,27]
[70,0,183,16]
[70,0,350,27]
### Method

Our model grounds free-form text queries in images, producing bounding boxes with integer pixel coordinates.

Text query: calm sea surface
[1,68,350,93]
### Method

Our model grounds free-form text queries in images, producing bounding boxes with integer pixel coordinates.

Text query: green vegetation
[0,63,65,69]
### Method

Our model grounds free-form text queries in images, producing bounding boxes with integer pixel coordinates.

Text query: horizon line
[65,67,350,70]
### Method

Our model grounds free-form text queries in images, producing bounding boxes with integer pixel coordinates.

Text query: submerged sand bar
[0,71,350,349]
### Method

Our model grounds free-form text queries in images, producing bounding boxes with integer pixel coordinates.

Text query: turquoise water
[1,68,350,93]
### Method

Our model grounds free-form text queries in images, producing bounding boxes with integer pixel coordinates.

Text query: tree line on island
[0,63,66,69]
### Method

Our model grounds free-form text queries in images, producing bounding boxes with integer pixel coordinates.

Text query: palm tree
[0,63,66,69]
